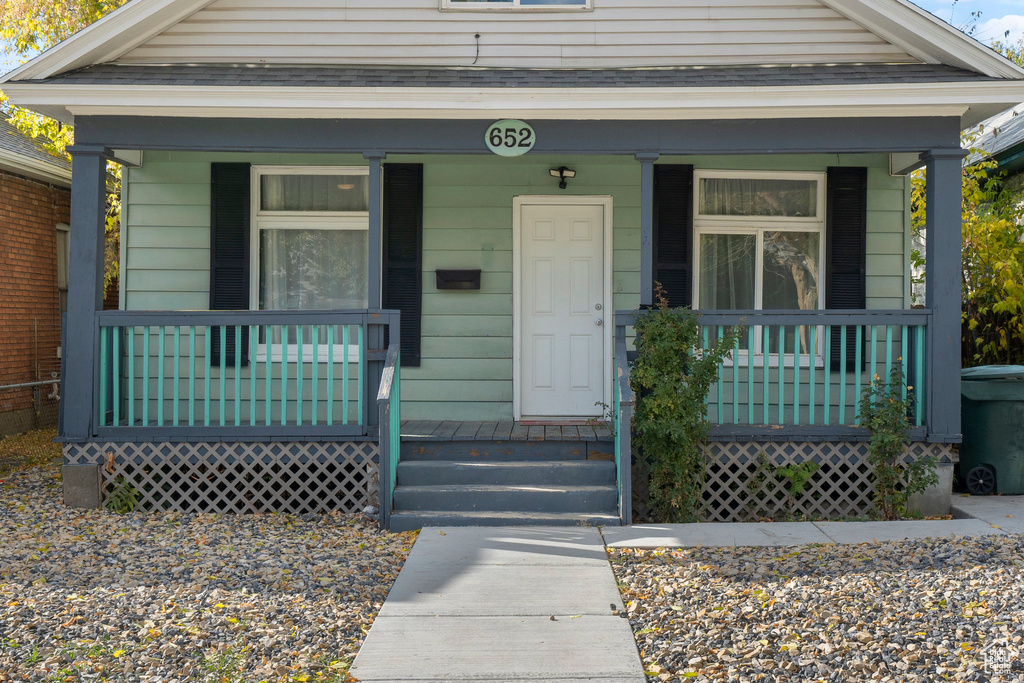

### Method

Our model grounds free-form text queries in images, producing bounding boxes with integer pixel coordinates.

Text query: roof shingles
[0,118,71,174]
[30,63,999,89]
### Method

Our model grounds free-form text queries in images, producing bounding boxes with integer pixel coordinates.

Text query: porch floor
[400,420,613,442]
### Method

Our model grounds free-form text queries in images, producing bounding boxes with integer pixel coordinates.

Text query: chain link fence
[0,319,62,437]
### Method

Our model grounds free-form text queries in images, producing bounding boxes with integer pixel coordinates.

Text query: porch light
[549,166,576,189]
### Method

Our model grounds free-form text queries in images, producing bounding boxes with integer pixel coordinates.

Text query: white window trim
[250,165,370,364]
[441,0,591,10]
[692,170,827,367]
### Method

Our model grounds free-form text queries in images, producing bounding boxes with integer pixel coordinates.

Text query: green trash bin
[960,365,1024,495]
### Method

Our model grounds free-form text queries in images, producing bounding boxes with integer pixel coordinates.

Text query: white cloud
[976,14,1024,43]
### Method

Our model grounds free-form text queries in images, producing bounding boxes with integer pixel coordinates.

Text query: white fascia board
[0,0,216,83]
[0,149,72,187]
[820,0,1024,79]
[5,81,1024,127]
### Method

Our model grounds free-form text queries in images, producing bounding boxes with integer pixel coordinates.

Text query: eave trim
[820,0,1024,79]
[0,148,73,187]
[5,80,1023,124]
[0,0,216,83]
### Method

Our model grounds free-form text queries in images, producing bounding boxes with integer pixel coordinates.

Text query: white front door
[518,200,609,419]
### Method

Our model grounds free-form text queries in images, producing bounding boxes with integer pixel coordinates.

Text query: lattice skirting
[63,441,379,514]
[700,441,955,522]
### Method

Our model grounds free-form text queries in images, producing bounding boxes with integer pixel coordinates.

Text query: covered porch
[60,115,965,526]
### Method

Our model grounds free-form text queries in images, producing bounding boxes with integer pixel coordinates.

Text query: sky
[1,0,1023,75]
[913,0,1024,45]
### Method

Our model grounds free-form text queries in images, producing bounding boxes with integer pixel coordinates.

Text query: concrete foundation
[907,462,954,517]
[62,464,102,509]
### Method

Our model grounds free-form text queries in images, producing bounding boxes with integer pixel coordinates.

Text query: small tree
[631,285,738,522]
[859,364,937,520]
[2,0,128,290]
[910,38,1024,365]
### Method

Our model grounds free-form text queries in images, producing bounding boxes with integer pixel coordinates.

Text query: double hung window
[251,166,370,361]
[693,170,826,362]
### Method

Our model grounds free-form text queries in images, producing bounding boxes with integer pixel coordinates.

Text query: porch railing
[94,309,400,439]
[613,323,634,525]
[376,343,401,530]
[615,309,930,436]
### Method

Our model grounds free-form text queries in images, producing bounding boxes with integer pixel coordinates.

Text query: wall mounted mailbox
[436,269,481,290]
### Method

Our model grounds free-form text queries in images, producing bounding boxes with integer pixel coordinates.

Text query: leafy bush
[631,287,738,522]
[105,475,139,514]
[858,364,937,520]
[912,134,1024,366]
[776,461,820,511]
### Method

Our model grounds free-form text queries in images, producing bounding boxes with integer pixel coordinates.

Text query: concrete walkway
[952,494,1024,533]
[352,502,1024,680]
[602,517,1008,548]
[349,526,646,682]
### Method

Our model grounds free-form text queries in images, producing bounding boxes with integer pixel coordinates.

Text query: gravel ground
[0,466,417,683]
[611,537,1024,682]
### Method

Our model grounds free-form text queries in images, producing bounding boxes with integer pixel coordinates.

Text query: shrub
[631,286,738,522]
[858,364,937,520]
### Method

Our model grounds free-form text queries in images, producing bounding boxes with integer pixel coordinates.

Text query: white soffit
[1,0,1023,83]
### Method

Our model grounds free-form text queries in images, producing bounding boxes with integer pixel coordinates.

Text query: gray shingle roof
[0,117,72,173]
[972,108,1024,161]
[29,62,999,89]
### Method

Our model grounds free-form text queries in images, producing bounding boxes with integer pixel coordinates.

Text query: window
[56,223,70,315]
[693,170,826,362]
[442,0,590,10]
[251,166,370,361]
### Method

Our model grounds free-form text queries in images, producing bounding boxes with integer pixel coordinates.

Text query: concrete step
[388,510,621,533]
[393,484,618,513]
[396,460,616,487]
[401,440,614,462]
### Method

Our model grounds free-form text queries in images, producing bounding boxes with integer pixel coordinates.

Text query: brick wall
[0,171,70,433]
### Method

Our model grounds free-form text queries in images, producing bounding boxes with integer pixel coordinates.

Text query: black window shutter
[825,166,867,372]
[653,165,695,308]
[383,163,423,367]
[209,162,251,366]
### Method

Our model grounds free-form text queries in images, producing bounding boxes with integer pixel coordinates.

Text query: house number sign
[486,119,536,157]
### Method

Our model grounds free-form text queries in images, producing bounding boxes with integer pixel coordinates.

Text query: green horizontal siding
[124,151,907,423]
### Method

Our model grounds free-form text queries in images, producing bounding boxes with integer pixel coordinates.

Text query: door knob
[595,318,604,326]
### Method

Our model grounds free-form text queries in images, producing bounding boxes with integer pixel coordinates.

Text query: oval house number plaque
[486,119,536,157]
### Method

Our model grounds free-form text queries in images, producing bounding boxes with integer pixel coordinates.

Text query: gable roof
[0,118,72,187]
[3,0,1023,81]
[2,0,1024,128]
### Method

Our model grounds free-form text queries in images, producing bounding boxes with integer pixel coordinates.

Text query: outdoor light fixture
[549,166,576,189]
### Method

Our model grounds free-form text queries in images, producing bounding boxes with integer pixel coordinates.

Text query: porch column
[64,147,110,440]
[923,149,966,442]
[637,153,659,307]
[364,152,386,427]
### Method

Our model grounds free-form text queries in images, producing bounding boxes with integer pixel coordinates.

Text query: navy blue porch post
[637,153,659,308]
[365,152,386,427]
[63,147,110,440]
[923,149,967,443]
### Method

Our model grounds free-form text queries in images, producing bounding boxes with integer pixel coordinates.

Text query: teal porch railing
[94,309,400,440]
[376,344,401,530]
[694,310,929,433]
[614,309,930,439]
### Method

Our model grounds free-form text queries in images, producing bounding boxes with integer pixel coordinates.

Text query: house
[971,104,1024,191]
[3,0,1024,529]
[0,117,72,436]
